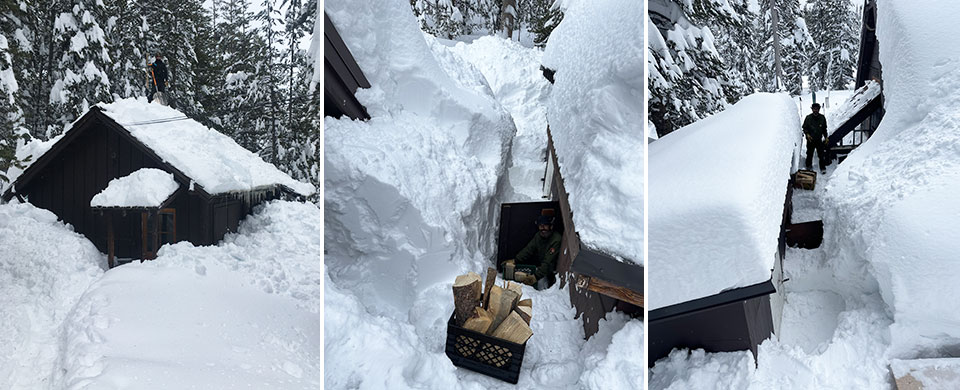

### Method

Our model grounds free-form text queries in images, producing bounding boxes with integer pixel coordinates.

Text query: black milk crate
[445,313,526,384]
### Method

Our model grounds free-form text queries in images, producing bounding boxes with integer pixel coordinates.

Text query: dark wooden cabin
[2,106,310,267]
[324,11,370,120]
[498,128,643,338]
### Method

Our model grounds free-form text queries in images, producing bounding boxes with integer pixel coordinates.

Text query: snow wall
[824,0,960,356]
[541,0,644,265]
[323,0,515,386]
[648,93,799,310]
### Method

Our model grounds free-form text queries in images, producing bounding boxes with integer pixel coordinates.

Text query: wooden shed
[2,101,314,267]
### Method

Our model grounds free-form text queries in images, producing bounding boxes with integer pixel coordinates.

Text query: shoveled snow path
[445,36,552,201]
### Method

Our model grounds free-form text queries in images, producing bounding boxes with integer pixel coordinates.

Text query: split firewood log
[487,287,520,334]
[463,306,494,334]
[453,272,482,326]
[514,305,532,325]
[482,267,497,309]
[491,311,533,344]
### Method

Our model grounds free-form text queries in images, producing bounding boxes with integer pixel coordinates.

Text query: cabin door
[141,208,177,260]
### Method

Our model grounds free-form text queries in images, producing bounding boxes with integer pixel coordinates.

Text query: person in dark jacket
[802,103,829,173]
[150,54,169,93]
[509,215,562,287]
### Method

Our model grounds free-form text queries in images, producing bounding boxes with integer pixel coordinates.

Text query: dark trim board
[649,293,774,366]
[324,12,371,120]
[648,279,776,321]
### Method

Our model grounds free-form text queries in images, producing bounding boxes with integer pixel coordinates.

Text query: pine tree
[648,0,738,136]
[49,0,113,129]
[16,0,71,139]
[757,0,813,94]
[806,0,858,91]
[526,0,561,47]
[143,0,206,115]
[708,0,763,102]
[0,0,25,185]
[104,0,148,99]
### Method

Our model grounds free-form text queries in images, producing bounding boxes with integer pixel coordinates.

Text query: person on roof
[149,54,169,98]
[506,215,562,288]
[802,103,829,174]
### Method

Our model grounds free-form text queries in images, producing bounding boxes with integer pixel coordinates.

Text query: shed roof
[648,93,798,310]
[4,98,314,200]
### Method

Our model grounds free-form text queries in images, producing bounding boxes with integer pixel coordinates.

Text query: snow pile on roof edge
[649,93,799,310]
[90,168,179,207]
[542,0,644,265]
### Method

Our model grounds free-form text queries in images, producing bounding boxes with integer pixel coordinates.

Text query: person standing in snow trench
[505,215,561,289]
[149,54,169,104]
[803,103,829,174]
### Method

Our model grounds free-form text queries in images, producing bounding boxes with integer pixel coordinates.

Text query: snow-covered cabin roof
[542,0,644,265]
[648,93,799,310]
[90,168,179,208]
[90,98,314,196]
[827,80,881,138]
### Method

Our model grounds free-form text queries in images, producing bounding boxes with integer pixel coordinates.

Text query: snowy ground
[0,200,323,389]
[650,163,897,389]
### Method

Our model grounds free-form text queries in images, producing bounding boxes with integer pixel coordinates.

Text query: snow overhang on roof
[90,168,179,209]
[97,99,315,197]
[648,93,799,310]
[542,0,644,266]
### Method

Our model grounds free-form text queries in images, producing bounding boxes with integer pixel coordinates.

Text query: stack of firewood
[452,267,533,344]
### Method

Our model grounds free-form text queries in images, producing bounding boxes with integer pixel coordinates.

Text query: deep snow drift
[0,200,322,389]
[824,0,960,356]
[542,0,644,265]
[648,93,799,310]
[58,200,323,388]
[0,203,105,390]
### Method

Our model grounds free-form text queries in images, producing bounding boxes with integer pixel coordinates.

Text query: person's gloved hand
[805,134,812,142]
[521,274,537,286]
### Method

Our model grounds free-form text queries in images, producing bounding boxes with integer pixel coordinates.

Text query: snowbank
[0,203,104,389]
[824,0,960,355]
[58,200,323,388]
[90,168,178,207]
[541,0,644,265]
[324,0,513,318]
[98,98,315,196]
[648,93,799,310]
